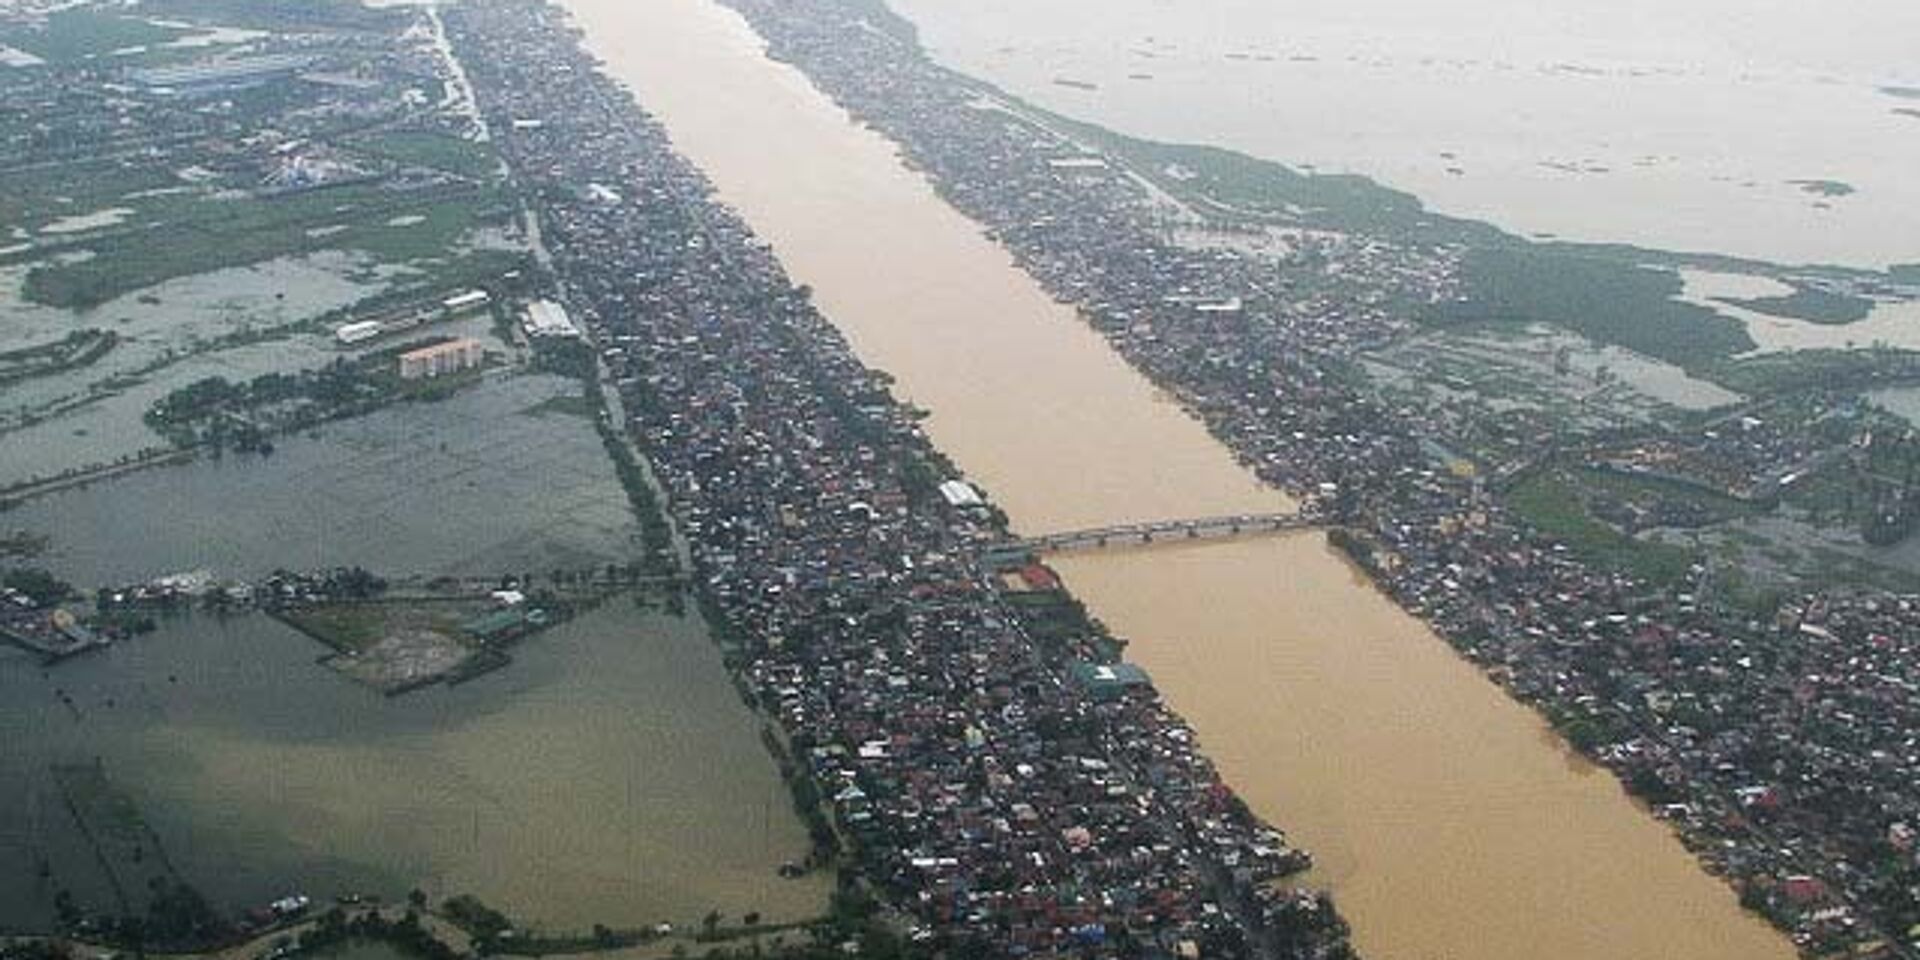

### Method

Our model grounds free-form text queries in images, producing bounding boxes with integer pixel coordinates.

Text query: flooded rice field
[0,602,826,931]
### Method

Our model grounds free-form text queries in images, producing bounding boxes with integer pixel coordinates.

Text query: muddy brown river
[556,0,1796,956]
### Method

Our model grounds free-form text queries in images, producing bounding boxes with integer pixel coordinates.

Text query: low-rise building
[335,320,383,345]
[129,55,312,97]
[442,289,492,315]
[397,338,484,380]
[523,298,579,338]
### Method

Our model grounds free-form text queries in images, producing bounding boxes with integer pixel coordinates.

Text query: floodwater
[38,208,136,235]
[11,374,634,584]
[2,374,827,931]
[556,0,1797,957]
[1870,386,1920,427]
[1678,268,1920,354]
[0,251,406,487]
[0,603,827,932]
[314,942,412,960]
[889,0,1920,269]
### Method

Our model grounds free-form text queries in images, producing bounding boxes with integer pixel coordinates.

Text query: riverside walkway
[1006,511,1317,555]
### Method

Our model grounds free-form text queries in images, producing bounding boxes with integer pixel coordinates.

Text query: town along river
[557,0,1800,958]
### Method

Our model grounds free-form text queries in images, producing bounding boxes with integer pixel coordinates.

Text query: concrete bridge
[1006,511,1317,555]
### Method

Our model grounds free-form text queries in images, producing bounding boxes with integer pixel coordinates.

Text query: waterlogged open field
[0,602,827,932]
[10,372,632,585]
[1,0,831,941]
[2,357,822,933]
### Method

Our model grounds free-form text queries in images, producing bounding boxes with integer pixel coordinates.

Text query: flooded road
[557,0,1798,957]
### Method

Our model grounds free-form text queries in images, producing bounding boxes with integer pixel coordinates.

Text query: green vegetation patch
[0,532,51,560]
[1428,246,1755,370]
[350,129,503,181]
[1506,470,1698,584]
[1061,119,1479,244]
[147,339,498,450]
[1778,467,1860,527]
[1052,108,1765,371]
[0,158,193,234]
[1719,285,1874,325]
[3,566,72,606]
[21,183,509,309]
[1705,348,1920,398]
[280,599,480,654]
[0,329,116,385]
[351,193,509,264]
[1577,465,1768,527]
[0,10,186,62]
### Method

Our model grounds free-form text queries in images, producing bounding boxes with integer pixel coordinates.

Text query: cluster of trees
[145,352,452,451]
[1434,246,1754,370]
[529,337,595,379]
[440,894,513,943]
[0,329,116,384]
[595,413,678,578]
[0,941,73,960]
[54,879,229,953]
[660,886,921,960]
[1854,431,1920,546]
[136,880,228,949]
[295,906,460,960]
[3,566,72,607]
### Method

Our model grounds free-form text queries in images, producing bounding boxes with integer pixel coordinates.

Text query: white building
[523,299,579,338]
[335,320,383,345]
[442,289,491,314]
[938,479,984,509]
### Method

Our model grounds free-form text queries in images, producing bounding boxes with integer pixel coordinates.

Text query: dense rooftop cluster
[444,2,1354,957]
[0,6,446,175]
[715,1,1920,954]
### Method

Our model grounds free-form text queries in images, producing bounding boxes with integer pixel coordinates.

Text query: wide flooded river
[558,0,1797,957]
[560,0,1284,534]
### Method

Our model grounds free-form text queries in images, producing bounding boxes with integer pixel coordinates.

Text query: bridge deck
[1004,511,1318,555]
